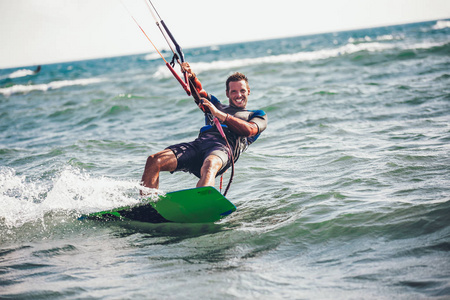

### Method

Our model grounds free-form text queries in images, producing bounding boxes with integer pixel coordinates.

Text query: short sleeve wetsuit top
[167,94,268,178]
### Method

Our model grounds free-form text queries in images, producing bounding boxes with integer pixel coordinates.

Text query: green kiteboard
[80,186,236,223]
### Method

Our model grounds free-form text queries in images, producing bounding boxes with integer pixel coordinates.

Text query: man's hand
[181,62,195,78]
[199,98,227,122]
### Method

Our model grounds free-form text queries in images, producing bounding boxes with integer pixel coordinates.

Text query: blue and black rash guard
[199,94,268,161]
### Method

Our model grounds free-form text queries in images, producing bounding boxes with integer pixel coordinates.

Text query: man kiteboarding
[140,62,268,194]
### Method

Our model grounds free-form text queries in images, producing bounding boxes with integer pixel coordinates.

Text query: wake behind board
[81,186,236,223]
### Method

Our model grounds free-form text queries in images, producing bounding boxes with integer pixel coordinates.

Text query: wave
[348,34,404,44]
[152,42,394,77]
[152,40,448,76]
[0,77,106,97]
[144,52,162,61]
[432,20,450,30]
[0,166,161,229]
[7,69,36,79]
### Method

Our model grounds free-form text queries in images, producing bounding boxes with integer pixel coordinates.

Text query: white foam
[0,77,106,97]
[144,52,162,61]
[349,34,404,44]
[432,20,450,30]
[377,34,397,41]
[0,166,161,228]
[8,69,36,79]
[348,36,373,43]
[409,41,447,50]
[152,42,396,77]
[152,38,449,78]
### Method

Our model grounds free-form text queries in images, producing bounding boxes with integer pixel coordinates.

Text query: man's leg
[196,155,223,187]
[141,149,177,191]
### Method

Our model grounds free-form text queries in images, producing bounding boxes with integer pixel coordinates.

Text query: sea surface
[1,19,449,299]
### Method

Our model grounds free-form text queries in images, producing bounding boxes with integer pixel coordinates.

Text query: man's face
[226,80,250,109]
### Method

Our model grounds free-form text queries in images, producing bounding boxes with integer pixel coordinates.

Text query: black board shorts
[166,133,232,178]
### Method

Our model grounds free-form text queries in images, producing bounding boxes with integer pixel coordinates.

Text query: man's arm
[223,114,260,137]
[200,99,264,137]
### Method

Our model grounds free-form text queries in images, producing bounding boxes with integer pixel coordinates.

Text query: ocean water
[1,19,449,299]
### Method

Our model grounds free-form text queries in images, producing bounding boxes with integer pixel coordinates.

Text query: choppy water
[1,20,449,299]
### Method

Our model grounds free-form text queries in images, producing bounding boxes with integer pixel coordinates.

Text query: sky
[0,0,449,69]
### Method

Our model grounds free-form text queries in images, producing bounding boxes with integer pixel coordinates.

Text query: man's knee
[145,150,177,172]
[201,155,223,174]
[145,154,159,169]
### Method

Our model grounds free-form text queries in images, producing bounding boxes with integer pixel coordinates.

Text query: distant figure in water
[7,65,42,79]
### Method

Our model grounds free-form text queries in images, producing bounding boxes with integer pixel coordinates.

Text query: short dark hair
[226,72,249,92]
